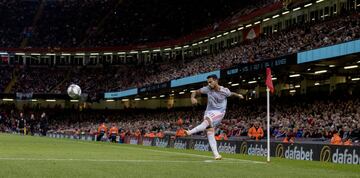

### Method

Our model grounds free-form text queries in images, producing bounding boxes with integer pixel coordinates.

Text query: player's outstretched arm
[230,92,244,99]
[191,89,201,104]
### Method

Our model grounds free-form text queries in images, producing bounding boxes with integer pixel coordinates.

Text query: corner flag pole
[266,87,270,163]
[265,67,273,163]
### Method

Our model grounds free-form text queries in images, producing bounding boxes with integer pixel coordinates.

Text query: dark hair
[207,74,218,80]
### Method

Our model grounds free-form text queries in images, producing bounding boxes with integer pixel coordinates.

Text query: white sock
[188,120,209,135]
[207,130,220,157]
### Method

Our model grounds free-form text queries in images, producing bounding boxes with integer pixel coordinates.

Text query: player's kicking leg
[185,116,222,160]
[185,117,211,136]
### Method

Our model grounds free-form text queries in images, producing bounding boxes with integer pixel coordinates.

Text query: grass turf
[0,133,359,178]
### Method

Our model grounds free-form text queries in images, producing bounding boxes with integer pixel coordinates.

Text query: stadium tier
[0,12,358,99]
[0,1,360,175]
[0,0,278,48]
[1,95,359,141]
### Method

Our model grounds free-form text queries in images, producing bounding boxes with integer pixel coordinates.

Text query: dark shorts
[110,135,116,142]
[97,133,104,141]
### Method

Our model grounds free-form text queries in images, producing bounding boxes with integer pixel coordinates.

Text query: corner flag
[265,67,273,163]
[266,68,274,93]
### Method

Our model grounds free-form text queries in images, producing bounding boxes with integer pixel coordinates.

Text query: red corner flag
[266,68,274,93]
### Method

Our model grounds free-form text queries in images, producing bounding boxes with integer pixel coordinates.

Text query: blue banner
[221,54,295,77]
[104,88,138,99]
[298,39,360,64]
[171,70,220,88]
[138,82,170,93]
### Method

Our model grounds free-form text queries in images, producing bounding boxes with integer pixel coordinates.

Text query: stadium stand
[1,12,359,95]
[0,0,278,48]
[0,0,359,145]
[0,67,12,93]
[1,1,360,175]
[1,95,359,145]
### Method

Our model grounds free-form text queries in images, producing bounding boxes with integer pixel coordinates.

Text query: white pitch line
[126,147,265,164]
[75,141,265,164]
[0,157,251,164]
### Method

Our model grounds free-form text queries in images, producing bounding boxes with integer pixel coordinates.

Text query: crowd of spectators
[57,12,360,94]
[1,95,359,145]
[0,0,280,94]
[11,66,67,93]
[0,6,359,101]
[82,0,278,47]
[5,11,358,95]
[27,0,119,48]
[0,0,276,48]
[1,1,359,148]
[0,67,12,92]
[0,0,38,48]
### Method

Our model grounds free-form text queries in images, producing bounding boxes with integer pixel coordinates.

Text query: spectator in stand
[282,128,295,143]
[331,130,343,145]
[215,131,228,141]
[175,126,187,138]
[108,123,119,143]
[119,130,126,143]
[248,122,264,140]
[0,67,12,93]
[350,123,360,142]
[156,129,165,138]
[134,129,142,138]
[344,138,353,146]
[97,123,108,141]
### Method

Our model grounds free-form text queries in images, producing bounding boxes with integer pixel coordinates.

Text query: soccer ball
[67,84,81,98]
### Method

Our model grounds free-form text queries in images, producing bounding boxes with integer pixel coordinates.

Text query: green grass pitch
[0,133,359,178]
